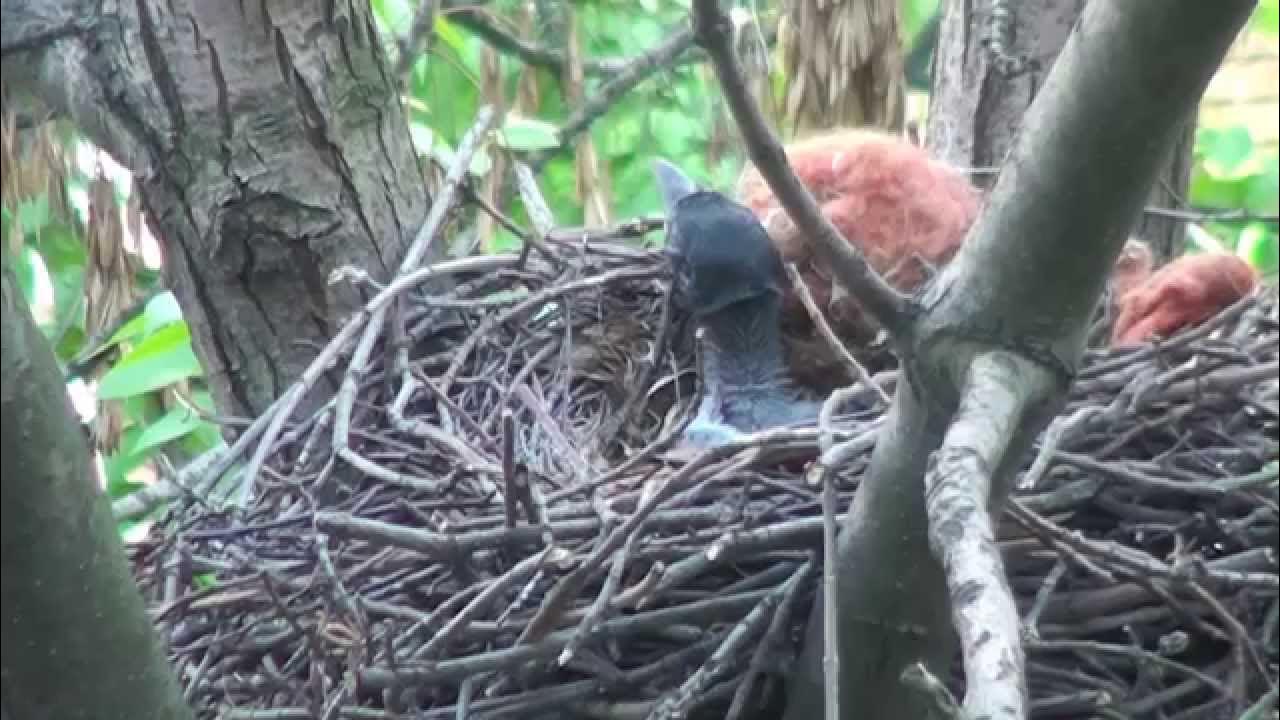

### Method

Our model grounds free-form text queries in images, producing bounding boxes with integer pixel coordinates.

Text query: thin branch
[527,25,698,172]
[447,7,627,76]
[690,0,911,338]
[393,0,436,85]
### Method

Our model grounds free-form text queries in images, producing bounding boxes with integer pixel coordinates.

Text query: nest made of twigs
[130,227,1279,720]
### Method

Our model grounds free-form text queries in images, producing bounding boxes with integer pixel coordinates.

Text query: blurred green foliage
[1,153,224,533]
[0,0,1276,535]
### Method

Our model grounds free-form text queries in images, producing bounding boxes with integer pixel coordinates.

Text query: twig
[394,0,436,84]
[784,262,891,407]
[527,26,697,172]
[690,0,910,338]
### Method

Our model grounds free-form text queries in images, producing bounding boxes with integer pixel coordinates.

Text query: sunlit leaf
[434,15,468,54]
[497,115,561,151]
[1236,224,1279,277]
[131,405,206,457]
[1198,127,1260,179]
[371,0,412,32]
[1250,0,1279,36]
[97,322,203,399]
[16,196,51,236]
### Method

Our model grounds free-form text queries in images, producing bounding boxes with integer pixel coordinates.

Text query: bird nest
[129,221,1279,719]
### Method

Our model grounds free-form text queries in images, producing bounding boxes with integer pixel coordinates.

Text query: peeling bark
[2,0,442,418]
[928,0,1196,265]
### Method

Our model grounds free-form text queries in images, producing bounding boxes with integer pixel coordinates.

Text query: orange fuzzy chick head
[735,130,981,342]
[1111,252,1258,347]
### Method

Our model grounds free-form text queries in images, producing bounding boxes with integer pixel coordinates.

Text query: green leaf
[179,420,226,456]
[371,0,412,32]
[97,322,203,399]
[497,115,561,151]
[54,325,87,362]
[1197,127,1259,179]
[600,111,644,158]
[16,195,51,235]
[131,406,206,457]
[12,246,43,310]
[433,15,468,54]
[103,427,150,498]
[1243,154,1280,213]
[104,291,184,348]
[650,108,702,157]
[1236,224,1279,277]
[1250,0,1279,36]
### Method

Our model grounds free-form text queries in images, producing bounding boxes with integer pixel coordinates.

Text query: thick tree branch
[773,1,1254,718]
[2,267,194,720]
[920,0,1258,367]
[690,0,911,338]
[923,352,1057,719]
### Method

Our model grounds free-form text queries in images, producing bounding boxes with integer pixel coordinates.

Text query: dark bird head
[652,159,784,318]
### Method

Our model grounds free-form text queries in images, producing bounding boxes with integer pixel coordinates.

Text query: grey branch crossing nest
[130,208,1279,718]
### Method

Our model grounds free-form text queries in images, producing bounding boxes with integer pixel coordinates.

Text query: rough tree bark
[0,0,446,419]
[928,0,1196,263]
[1,265,194,720]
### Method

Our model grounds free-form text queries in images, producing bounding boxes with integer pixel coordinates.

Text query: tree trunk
[773,0,1252,716]
[1,0,445,419]
[928,0,1196,263]
[927,0,1088,176]
[1,265,194,720]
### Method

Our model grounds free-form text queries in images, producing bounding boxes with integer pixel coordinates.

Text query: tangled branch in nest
[130,207,1278,718]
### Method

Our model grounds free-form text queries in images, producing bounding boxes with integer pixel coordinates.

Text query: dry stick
[236,108,498,503]
[393,0,437,84]
[1036,639,1232,697]
[501,408,520,528]
[225,252,517,503]
[598,284,676,448]
[650,559,815,720]
[820,454,841,720]
[335,107,498,452]
[784,262,891,407]
[1022,559,1068,640]
[511,162,561,266]
[418,546,554,661]
[448,6,631,76]
[437,264,665,396]
[542,322,720,508]
[724,557,817,720]
[689,0,909,338]
[1182,582,1277,698]
[557,516,637,669]
[516,427,822,648]
[511,383,593,488]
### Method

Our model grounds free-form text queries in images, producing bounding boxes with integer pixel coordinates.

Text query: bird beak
[652,158,700,217]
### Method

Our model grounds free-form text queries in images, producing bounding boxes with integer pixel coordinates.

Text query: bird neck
[697,293,789,391]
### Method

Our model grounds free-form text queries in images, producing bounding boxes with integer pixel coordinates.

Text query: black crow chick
[653,159,823,449]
